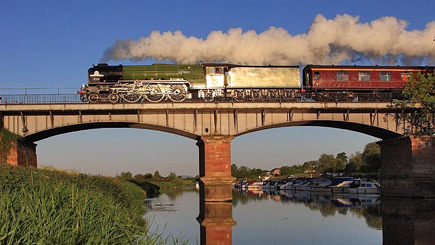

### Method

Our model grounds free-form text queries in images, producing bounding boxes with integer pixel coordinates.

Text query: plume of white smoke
[102,14,435,65]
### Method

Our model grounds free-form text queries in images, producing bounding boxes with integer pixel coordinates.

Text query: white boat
[276,179,291,190]
[309,178,333,192]
[291,178,310,190]
[348,179,380,194]
[247,180,263,189]
[262,181,277,191]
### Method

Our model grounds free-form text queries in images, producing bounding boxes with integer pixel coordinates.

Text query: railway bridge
[1,101,434,200]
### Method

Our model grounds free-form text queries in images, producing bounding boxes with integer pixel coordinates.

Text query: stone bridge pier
[378,136,435,198]
[197,136,235,202]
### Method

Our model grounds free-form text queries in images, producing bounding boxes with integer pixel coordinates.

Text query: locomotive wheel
[283,89,295,101]
[122,93,142,103]
[168,84,188,102]
[267,89,279,100]
[233,89,246,101]
[144,84,165,102]
[203,90,214,102]
[88,92,99,103]
[252,89,262,100]
[108,93,119,103]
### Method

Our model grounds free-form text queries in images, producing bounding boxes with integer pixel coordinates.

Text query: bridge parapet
[0,102,411,142]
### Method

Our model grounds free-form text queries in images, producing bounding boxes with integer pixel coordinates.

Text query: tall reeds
[0,163,187,244]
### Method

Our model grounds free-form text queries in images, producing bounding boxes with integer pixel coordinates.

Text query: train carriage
[302,65,435,101]
[79,63,434,103]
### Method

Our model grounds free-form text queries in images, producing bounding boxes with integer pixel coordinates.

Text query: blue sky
[1,0,434,176]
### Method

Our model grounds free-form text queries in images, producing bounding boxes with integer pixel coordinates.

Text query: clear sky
[1,0,434,176]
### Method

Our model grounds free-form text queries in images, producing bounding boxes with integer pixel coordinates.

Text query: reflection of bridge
[1,101,434,201]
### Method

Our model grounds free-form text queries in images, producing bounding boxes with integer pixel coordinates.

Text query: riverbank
[0,163,186,244]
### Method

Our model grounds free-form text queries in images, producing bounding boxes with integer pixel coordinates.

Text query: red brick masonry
[378,136,435,198]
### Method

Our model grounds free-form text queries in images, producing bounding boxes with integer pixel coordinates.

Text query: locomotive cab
[205,66,226,89]
[87,64,123,84]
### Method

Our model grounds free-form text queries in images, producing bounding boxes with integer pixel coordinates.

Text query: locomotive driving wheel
[88,92,99,103]
[203,90,214,102]
[121,92,142,103]
[267,89,279,101]
[251,89,262,100]
[168,84,188,102]
[233,89,246,101]
[144,83,165,102]
[108,93,119,103]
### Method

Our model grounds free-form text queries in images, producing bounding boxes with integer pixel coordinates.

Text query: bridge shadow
[235,120,403,140]
[25,121,198,142]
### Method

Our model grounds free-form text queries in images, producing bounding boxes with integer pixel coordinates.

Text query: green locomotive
[79,63,302,103]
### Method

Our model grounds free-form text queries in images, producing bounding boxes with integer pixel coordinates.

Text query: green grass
[0,163,187,245]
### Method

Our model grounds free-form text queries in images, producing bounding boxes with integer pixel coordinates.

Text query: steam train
[78,63,434,103]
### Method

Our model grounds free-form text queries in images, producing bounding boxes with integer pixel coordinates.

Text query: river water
[145,189,387,244]
[145,189,435,244]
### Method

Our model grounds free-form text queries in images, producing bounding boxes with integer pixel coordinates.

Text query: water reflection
[145,188,435,245]
[233,189,382,231]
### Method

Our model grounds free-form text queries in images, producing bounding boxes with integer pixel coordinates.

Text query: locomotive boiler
[78,63,434,103]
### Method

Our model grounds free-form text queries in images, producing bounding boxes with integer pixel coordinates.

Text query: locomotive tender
[78,63,434,103]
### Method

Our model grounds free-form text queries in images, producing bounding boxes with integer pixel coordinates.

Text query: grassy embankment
[0,163,186,244]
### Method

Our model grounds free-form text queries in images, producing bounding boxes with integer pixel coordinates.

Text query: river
[145,189,417,244]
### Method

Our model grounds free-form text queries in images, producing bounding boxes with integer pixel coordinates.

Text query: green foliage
[117,171,133,180]
[231,164,268,180]
[165,172,178,181]
[153,170,161,180]
[0,163,187,244]
[397,71,435,135]
[280,165,305,176]
[0,128,21,162]
[344,142,380,174]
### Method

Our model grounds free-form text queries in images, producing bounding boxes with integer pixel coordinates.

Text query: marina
[235,177,380,195]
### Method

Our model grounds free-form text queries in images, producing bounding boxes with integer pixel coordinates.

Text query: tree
[361,142,381,172]
[397,71,435,135]
[336,152,348,164]
[165,172,178,181]
[345,152,363,173]
[153,170,161,180]
[117,171,133,180]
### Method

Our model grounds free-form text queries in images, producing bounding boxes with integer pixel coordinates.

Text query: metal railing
[0,87,83,104]
[0,87,395,105]
[0,94,82,104]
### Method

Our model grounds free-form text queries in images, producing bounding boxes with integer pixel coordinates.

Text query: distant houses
[268,168,281,176]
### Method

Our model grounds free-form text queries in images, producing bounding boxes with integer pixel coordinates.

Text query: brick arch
[234,120,403,140]
[24,122,199,142]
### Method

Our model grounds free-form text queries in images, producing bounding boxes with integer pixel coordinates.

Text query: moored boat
[309,178,333,192]
[348,179,380,194]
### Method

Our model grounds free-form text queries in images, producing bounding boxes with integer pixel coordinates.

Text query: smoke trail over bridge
[102,14,435,65]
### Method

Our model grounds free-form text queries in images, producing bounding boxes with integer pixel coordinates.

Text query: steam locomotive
[78,63,434,103]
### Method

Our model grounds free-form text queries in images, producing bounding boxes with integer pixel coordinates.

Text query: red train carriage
[303,65,435,91]
[302,65,435,101]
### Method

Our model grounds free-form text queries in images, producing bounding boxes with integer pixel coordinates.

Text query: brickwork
[382,198,435,245]
[197,200,236,245]
[1,139,37,167]
[378,136,435,198]
[197,136,235,201]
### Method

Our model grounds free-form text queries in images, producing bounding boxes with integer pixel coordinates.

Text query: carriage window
[401,72,412,82]
[358,71,371,81]
[337,71,349,81]
[380,71,392,81]
[314,72,320,79]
